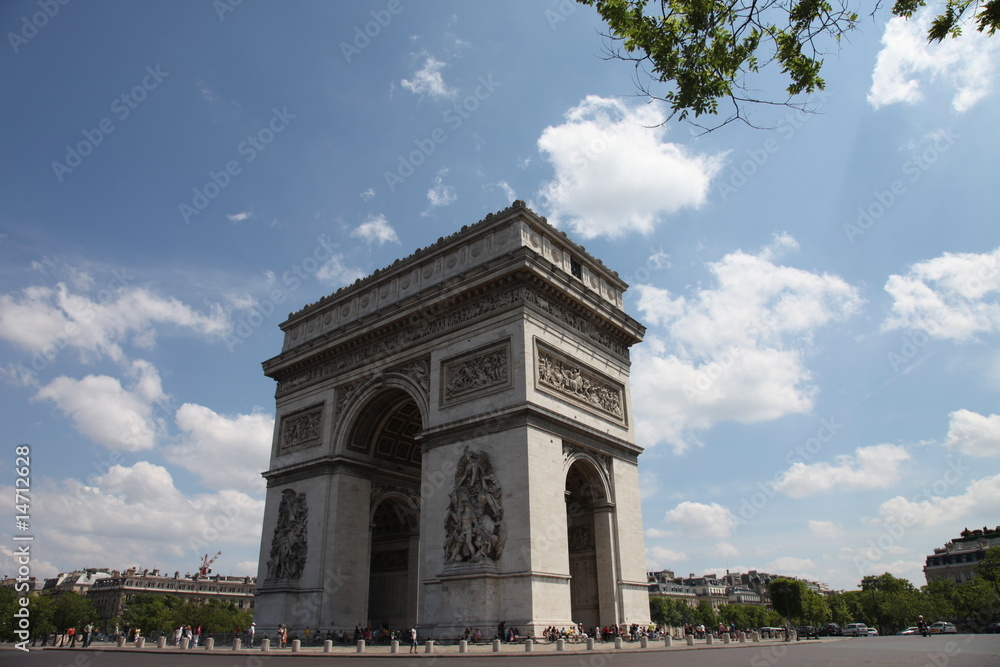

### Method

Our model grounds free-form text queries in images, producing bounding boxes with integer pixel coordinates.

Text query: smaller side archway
[565,456,616,631]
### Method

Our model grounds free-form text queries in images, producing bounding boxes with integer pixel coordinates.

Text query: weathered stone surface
[254,203,649,639]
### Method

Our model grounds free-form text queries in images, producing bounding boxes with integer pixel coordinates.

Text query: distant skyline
[1,1,999,593]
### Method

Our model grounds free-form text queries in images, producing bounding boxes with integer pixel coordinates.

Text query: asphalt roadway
[3,635,999,666]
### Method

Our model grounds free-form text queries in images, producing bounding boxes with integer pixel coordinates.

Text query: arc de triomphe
[254,201,649,638]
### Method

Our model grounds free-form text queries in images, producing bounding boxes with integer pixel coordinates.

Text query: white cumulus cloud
[869,7,1000,112]
[876,472,1000,528]
[665,501,738,538]
[352,213,399,245]
[883,247,1000,341]
[537,95,724,239]
[631,239,862,452]
[775,444,911,498]
[164,403,274,494]
[34,360,167,451]
[401,55,456,99]
[944,409,1000,457]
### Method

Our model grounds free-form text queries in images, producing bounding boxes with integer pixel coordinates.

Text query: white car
[928,621,957,634]
[867,627,879,636]
[843,623,869,637]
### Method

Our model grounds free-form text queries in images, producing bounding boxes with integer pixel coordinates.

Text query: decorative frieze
[275,285,631,396]
[536,342,625,423]
[441,342,511,405]
[278,404,324,454]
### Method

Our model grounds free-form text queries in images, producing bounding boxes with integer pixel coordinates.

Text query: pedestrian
[409,625,418,654]
[67,626,77,648]
[248,622,255,648]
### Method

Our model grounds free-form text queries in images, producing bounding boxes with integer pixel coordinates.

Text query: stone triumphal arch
[254,202,649,638]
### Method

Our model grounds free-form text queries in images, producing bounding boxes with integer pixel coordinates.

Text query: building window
[570,258,582,279]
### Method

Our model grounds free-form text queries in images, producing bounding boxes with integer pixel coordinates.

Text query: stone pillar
[357,639,365,653]
[557,639,565,651]
[156,636,166,649]
[116,637,125,648]
[492,639,500,652]
[664,635,672,647]
[233,637,242,650]
[723,634,731,644]
[752,631,760,642]
[324,640,333,652]
[614,637,622,649]
[291,639,300,652]
[525,639,533,652]
[261,638,270,652]
[205,637,215,651]
[390,641,398,653]
[179,638,189,650]
[706,634,714,645]
[739,632,746,644]
[459,640,467,653]
[425,640,434,653]
[135,638,145,649]
[587,637,595,651]
[640,636,648,648]
[686,635,694,646]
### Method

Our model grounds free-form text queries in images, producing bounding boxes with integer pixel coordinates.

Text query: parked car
[796,626,818,638]
[899,627,920,635]
[843,623,869,637]
[929,621,957,634]
[983,621,1000,634]
[817,623,842,636]
[867,627,879,636]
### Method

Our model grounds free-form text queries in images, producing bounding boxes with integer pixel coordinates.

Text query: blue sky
[1,1,998,591]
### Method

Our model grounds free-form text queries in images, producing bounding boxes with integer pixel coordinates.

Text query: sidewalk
[41,635,835,657]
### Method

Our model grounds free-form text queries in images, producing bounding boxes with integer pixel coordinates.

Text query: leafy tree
[649,596,697,627]
[50,592,98,633]
[859,572,921,633]
[801,590,831,626]
[120,594,180,635]
[576,0,1000,129]
[0,587,17,641]
[977,545,1000,598]
[695,599,718,627]
[28,593,56,642]
[768,578,806,623]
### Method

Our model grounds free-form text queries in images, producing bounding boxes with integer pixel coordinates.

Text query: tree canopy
[576,0,1000,128]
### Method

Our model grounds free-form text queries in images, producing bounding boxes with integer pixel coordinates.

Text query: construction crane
[198,551,221,576]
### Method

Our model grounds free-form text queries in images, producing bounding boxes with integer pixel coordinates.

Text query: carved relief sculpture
[280,407,322,452]
[444,346,508,401]
[443,447,505,563]
[537,347,624,421]
[266,489,308,581]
